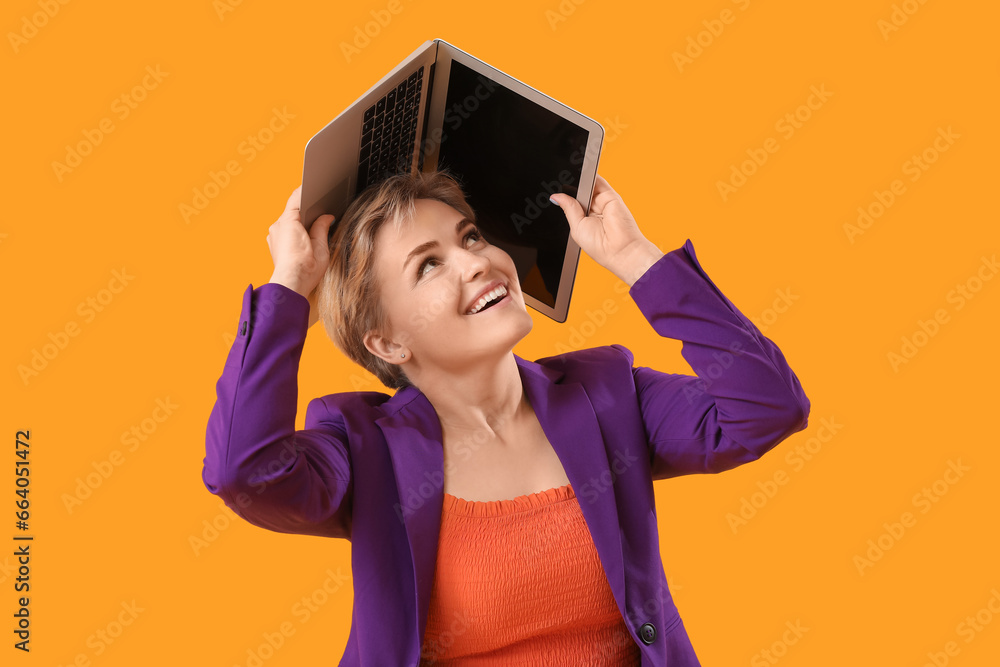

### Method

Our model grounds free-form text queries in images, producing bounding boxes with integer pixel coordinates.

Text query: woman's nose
[460,249,490,281]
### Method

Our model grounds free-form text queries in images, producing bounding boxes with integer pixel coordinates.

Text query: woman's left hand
[549,174,664,286]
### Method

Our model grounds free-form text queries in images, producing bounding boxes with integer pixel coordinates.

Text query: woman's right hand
[267,185,336,327]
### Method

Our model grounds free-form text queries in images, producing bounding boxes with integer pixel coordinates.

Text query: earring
[400,353,405,358]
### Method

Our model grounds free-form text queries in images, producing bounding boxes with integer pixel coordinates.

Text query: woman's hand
[267,185,336,328]
[549,174,664,287]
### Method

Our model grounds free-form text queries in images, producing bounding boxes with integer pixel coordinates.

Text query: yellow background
[3,0,999,664]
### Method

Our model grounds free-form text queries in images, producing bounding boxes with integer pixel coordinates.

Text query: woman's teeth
[467,285,507,315]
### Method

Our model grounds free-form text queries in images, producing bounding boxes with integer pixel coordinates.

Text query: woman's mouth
[466,285,509,315]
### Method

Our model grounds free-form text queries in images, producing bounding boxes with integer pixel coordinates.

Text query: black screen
[433,60,590,308]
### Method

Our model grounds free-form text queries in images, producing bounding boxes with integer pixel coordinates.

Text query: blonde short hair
[316,169,476,390]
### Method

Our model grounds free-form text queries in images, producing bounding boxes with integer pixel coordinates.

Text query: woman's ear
[363,330,407,365]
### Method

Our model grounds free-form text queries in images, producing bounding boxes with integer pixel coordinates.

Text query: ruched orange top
[419,482,642,666]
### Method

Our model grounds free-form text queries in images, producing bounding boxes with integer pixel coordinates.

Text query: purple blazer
[203,239,810,666]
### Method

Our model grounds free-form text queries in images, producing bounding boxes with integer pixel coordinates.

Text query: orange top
[419,483,642,666]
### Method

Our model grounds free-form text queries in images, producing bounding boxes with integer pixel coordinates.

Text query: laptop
[300,38,604,323]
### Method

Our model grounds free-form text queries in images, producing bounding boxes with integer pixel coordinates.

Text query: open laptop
[300,38,604,323]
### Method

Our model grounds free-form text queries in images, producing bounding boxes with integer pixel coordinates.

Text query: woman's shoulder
[303,389,396,429]
[307,391,392,411]
[530,343,636,383]
[534,342,634,367]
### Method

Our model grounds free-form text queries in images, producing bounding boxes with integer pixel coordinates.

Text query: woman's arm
[202,186,352,537]
[550,176,809,478]
[619,239,810,478]
[202,281,354,538]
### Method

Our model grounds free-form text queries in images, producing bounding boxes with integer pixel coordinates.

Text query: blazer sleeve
[201,282,354,539]
[617,239,811,479]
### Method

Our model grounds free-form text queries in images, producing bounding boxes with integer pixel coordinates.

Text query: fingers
[595,174,618,192]
[590,174,621,213]
[310,214,336,243]
[549,193,585,227]
[285,185,302,214]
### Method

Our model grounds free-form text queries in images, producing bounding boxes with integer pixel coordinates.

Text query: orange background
[3,0,999,664]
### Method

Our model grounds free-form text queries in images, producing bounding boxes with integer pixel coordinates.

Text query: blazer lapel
[376,385,444,647]
[376,353,627,646]
[516,354,628,611]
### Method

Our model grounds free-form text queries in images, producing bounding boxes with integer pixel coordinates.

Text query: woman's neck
[418,352,529,441]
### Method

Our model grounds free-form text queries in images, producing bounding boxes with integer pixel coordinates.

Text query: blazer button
[639,622,656,645]
[239,320,247,336]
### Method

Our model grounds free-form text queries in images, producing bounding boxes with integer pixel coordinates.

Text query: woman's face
[366,198,533,374]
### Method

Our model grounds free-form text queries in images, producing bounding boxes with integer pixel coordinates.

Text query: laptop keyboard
[357,65,424,193]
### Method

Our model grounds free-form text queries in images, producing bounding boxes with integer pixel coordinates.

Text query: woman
[202,169,810,666]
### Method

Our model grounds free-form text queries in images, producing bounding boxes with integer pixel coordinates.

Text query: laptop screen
[435,60,590,309]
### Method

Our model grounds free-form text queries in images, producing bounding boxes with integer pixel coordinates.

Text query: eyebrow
[402,217,475,272]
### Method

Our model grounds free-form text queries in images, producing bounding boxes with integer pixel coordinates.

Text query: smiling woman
[314,169,494,390]
[202,168,811,666]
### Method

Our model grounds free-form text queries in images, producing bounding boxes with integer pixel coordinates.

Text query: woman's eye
[418,257,438,277]
[417,228,485,278]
